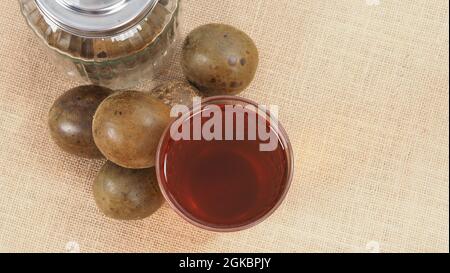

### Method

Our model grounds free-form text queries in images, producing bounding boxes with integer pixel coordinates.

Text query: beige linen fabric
[0,0,448,253]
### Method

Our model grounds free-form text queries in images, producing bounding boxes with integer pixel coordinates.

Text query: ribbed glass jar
[19,0,180,90]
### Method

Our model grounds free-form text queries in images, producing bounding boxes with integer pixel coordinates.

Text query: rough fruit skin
[48,85,113,158]
[181,24,259,96]
[150,80,201,107]
[93,161,164,220]
[92,91,170,169]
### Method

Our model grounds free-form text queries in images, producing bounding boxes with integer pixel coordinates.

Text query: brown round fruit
[48,85,113,158]
[150,80,201,107]
[181,23,259,96]
[92,91,170,169]
[93,161,164,220]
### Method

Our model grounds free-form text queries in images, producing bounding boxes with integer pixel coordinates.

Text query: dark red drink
[157,97,293,231]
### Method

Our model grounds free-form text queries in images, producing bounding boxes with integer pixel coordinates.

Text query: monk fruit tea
[156,96,293,231]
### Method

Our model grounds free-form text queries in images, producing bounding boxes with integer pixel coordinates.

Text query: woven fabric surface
[0,0,448,253]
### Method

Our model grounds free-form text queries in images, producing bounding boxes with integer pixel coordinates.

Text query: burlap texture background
[0,0,448,253]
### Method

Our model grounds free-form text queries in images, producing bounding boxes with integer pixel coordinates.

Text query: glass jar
[19,0,180,90]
